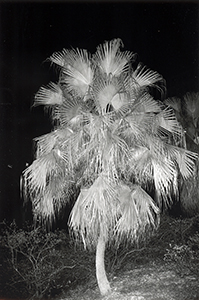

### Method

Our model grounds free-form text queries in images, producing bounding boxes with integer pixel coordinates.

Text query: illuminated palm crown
[22,39,197,248]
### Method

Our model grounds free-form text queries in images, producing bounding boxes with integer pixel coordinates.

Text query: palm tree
[21,39,197,296]
[164,92,199,149]
[164,92,199,216]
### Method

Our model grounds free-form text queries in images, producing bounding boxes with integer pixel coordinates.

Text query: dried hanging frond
[152,156,178,202]
[23,150,65,199]
[114,183,159,246]
[123,113,152,142]
[68,174,118,248]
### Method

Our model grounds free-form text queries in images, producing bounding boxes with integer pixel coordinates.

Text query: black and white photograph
[0,1,199,299]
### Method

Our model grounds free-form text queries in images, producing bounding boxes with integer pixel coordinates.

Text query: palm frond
[22,148,72,225]
[111,92,129,111]
[62,48,93,97]
[168,145,198,179]
[123,93,161,135]
[123,75,141,102]
[122,94,161,138]
[114,183,159,245]
[34,82,64,107]
[155,106,183,136]
[23,151,65,198]
[32,192,56,224]
[152,156,178,204]
[54,93,83,126]
[93,38,134,77]
[121,121,143,145]
[132,93,161,113]
[33,132,57,158]
[124,110,154,141]
[92,76,121,113]
[33,129,74,163]
[132,63,165,94]
[75,115,108,181]
[129,139,179,201]
[32,176,72,224]
[49,48,68,67]
[68,174,118,248]
[101,130,131,181]
[129,146,152,182]
[164,97,182,113]
[76,115,118,182]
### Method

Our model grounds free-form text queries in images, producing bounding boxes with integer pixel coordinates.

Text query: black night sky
[0,1,198,225]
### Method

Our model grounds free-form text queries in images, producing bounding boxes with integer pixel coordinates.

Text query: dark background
[0,0,198,225]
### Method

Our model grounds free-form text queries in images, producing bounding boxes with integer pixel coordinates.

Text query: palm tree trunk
[96,231,111,296]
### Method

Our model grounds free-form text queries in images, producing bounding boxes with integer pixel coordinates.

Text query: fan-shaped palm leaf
[92,76,121,113]
[32,174,71,224]
[132,63,165,95]
[155,106,183,137]
[33,129,73,163]
[111,92,129,112]
[164,97,182,113]
[123,113,155,143]
[128,146,152,181]
[121,94,161,140]
[34,82,64,107]
[33,132,58,158]
[76,115,115,182]
[114,183,159,245]
[33,191,56,224]
[152,156,178,204]
[132,93,161,113]
[93,38,134,77]
[61,48,93,97]
[123,115,146,141]
[101,129,131,181]
[54,93,83,126]
[49,48,68,67]
[23,151,65,198]
[168,145,197,179]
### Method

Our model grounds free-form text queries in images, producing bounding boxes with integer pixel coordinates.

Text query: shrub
[163,233,199,276]
[164,244,194,263]
[0,221,73,299]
